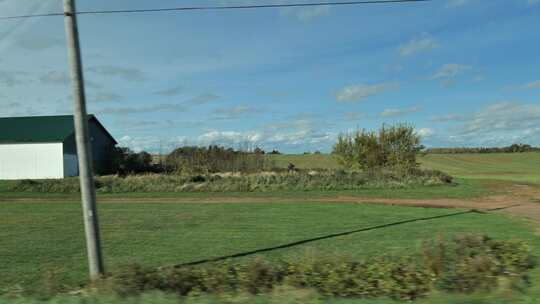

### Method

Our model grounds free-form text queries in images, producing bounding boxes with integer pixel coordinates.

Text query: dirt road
[3,183,540,220]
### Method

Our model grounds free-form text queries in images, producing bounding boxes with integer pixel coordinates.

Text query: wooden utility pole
[63,0,105,280]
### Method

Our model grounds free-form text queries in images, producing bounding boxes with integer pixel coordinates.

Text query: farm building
[0,115,117,180]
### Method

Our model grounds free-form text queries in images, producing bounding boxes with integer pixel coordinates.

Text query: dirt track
[100,183,540,221]
[4,184,540,220]
[99,183,540,220]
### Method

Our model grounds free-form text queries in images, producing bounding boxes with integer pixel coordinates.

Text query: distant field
[419,153,540,184]
[1,201,538,292]
[268,152,540,184]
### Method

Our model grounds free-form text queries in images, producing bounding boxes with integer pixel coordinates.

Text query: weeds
[96,235,535,301]
[6,169,452,194]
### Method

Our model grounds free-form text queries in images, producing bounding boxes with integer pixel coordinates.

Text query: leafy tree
[110,147,156,174]
[332,124,422,172]
[166,145,268,174]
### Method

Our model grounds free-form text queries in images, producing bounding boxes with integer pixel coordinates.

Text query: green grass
[1,201,538,292]
[419,153,540,184]
[268,152,540,184]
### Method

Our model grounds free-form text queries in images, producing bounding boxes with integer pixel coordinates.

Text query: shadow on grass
[172,204,520,268]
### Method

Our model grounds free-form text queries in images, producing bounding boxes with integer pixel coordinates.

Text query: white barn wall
[0,143,64,180]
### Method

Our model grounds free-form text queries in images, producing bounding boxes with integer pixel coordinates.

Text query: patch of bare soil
[101,183,540,221]
[4,183,540,220]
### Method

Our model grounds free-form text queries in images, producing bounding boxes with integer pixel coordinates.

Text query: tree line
[107,145,276,175]
[424,144,540,154]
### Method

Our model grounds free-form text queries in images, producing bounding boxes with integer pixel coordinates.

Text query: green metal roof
[0,114,116,144]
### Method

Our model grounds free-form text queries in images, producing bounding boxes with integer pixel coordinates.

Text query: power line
[0,0,430,21]
[0,12,63,21]
[77,0,431,15]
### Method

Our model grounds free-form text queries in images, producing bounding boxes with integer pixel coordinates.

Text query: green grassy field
[419,153,540,184]
[1,202,539,291]
[268,152,540,184]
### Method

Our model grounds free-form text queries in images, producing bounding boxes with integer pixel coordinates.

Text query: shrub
[332,124,422,172]
[165,145,271,174]
[100,235,535,301]
[424,235,537,293]
[110,147,158,175]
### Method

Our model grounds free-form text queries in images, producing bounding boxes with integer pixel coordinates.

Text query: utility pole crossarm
[63,0,105,281]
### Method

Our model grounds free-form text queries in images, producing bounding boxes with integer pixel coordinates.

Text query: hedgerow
[7,169,452,194]
[97,235,535,301]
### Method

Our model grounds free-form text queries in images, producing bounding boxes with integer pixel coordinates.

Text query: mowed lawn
[1,201,539,291]
[268,152,540,184]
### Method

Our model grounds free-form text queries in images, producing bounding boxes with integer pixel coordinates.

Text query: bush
[165,145,272,174]
[430,235,537,293]
[110,147,158,175]
[99,235,535,301]
[333,124,422,173]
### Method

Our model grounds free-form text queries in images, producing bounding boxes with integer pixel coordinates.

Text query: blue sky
[1,0,540,153]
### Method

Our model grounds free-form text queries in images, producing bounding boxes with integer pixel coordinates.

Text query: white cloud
[186,93,220,105]
[343,112,368,121]
[270,130,333,146]
[398,36,439,57]
[280,5,330,22]
[197,128,333,147]
[446,0,470,8]
[118,135,188,153]
[417,128,434,138]
[429,114,467,122]
[336,82,398,102]
[473,75,486,82]
[199,130,263,146]
[155,84,184,96]
[525,80,540,89]
[431,63,472,80]
[444,102,540,146]
[212,105,261,120]
[380,106,421,118]
[502,79,540,91]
